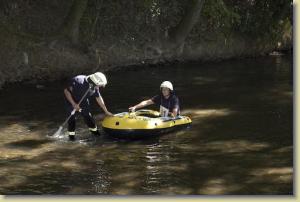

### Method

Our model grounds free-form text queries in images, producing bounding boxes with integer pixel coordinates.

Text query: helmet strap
[87,77,96,89]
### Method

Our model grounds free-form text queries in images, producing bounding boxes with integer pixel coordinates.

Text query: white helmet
[88,72,107,86]
[160,81,173,91]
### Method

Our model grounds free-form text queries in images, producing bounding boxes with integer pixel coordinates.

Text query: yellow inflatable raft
[102,109,192,139]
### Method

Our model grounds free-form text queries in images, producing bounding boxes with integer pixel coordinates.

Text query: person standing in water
[129,81,180,117]
[64,72,113,140]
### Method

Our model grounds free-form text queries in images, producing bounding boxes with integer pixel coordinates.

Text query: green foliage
[188,0,292,44]
[0,0,292,45]
[201,0,241,33]
[226,0,292,39]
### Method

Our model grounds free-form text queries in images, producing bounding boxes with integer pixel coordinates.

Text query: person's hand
[73,104,81,112]
[129,106,136,112]
[105,111,113,116]
[170,113,176,118]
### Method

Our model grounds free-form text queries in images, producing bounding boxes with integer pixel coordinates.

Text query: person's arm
[169,96,180,117]
[64,87,81,111]
[96,96,113,116]
[169,107,179,117]
[129,99,154,112]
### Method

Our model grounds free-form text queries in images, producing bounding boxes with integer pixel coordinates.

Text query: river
[0,55,293,194]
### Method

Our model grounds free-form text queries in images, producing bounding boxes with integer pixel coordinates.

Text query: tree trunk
[61,0,88,44]
[168,0,205,47]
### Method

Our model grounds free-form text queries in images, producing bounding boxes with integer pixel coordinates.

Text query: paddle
[51,86,92,137]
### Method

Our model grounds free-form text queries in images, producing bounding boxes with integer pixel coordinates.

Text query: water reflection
[144,144,164,193]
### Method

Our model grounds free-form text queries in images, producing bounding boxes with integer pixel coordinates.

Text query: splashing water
[51,126,64,139]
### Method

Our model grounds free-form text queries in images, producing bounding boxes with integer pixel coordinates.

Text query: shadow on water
[0,55,293,194]
[4,139,52,149]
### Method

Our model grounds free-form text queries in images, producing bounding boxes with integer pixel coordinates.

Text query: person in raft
[64,72,113,140]
[129,81,180,117]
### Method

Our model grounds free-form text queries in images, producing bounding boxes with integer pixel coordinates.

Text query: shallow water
[0,55,293,194]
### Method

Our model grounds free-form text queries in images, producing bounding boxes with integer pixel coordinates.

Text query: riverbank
[0,0,292,89]
[0,33,292,90]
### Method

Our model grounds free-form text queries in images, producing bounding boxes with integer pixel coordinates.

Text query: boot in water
[68,132,76,141]
[90,130,101,136]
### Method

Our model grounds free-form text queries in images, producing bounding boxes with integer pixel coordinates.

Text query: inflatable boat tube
[102,109,192,139]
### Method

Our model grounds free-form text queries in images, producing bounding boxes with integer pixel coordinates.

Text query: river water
[0,55,293,194]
